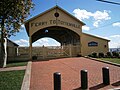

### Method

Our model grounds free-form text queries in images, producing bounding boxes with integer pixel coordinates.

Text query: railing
[2,45,81,61]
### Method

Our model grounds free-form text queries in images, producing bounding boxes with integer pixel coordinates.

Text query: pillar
[79,36,82,55]
[69,44,72,57]
[29,36,32,59]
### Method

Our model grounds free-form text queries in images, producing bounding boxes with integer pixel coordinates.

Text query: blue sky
[9,0,120,48]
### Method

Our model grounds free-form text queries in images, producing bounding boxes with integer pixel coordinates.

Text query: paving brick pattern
[30,57,120,90]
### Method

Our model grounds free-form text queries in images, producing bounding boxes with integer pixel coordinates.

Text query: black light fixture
[54,12,59,17]
[45,30,48,33]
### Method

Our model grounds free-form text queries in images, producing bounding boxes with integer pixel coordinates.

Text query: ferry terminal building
[24,6,110,59]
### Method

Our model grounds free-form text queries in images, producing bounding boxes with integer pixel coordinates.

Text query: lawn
[7,61,28,67]
[0,70,25,90]
[98,58,120,64]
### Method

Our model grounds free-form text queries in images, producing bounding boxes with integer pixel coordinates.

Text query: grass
[98,58,120,64]
[7,61,28,67]
[0,70,25,90]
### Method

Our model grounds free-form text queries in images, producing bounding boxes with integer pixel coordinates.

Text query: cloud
[33,38,49,46]
[20,24,25,32]
[95,34,120,48]
[15,39,29,46]
[110,35,120,38]
[109,35,120,48]
[14,38,60,46]
[93,10,111,20]
[93,34,120,48]
[73,9,111,27]
[73,9,92,20]
[112,22,120,27]
[109,41,120,48]
[32,38,60,46]
[86,34,120,48]
[93,20,101,27]
[21,24,25,28]
[82,26,90,31]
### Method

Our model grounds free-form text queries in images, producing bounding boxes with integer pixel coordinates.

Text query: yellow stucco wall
[25,6,110,57]
[81,33,109,56]
[28,6,83,36]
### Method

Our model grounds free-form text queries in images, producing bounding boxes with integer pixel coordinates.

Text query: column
[69,44,72,57]
[29,36,32,59]
[79,36,82,55]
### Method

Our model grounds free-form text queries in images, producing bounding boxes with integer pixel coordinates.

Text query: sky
[9,0,120,48]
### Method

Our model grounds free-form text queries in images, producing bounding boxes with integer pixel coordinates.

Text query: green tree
[0,0,34,67]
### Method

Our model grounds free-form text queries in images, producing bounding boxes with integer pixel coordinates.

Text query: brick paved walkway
[30,57,120,90]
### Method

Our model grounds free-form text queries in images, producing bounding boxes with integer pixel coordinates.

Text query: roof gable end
[25,5,85,25]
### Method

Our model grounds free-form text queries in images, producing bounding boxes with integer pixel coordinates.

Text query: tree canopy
[0,0,34,67]
[0,0,34,36]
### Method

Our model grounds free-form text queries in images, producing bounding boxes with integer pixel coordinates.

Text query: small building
[0,39,19,59]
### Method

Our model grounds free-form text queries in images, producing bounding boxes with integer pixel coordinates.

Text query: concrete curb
[21,61,32,90]
[85,56,120,67]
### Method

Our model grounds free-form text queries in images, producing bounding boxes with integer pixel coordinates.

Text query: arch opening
[32,37,61,46]
[32,26,81,46]
[29,26,81,59]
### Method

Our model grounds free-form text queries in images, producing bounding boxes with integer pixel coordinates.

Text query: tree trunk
[0,30,5,68]
[3,38,7,67]
[0,19,7,68]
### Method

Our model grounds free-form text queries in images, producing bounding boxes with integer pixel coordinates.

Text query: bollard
[81,70,88,89]
[102,67,110,85]
[54,72,61,90]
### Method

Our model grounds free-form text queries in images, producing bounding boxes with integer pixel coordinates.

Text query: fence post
[54,72,61,90]
[102,67,110,85]
[42,45,46,59]
[81,70,88,89]
[69,44,72,57]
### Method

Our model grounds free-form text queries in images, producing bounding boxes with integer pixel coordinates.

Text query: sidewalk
[0,66,26,72]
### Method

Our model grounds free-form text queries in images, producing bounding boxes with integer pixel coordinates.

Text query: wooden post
[79,36,82,56]
[69,44,72,57]
[42,45,47,59]
[29,36,32,59]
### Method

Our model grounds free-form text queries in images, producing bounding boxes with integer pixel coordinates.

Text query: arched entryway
[29,26,81,59]
[25,6,85,59]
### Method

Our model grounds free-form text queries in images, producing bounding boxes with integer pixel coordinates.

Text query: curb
[85,56,120,67]
[21,61,32,90]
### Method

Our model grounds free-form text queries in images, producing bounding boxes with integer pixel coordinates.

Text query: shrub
[88,54,92,57]
[32,56,37,60]
[77,53,82,57]
[112,52,119,58]
[91,52,97,58]
[98,52,104,58]
[106,52,113,58]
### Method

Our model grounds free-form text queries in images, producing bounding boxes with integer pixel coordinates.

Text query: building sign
[88,41,98,47]
[31,19,81,29]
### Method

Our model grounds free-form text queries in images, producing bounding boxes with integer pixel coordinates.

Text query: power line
[96,0,120,5]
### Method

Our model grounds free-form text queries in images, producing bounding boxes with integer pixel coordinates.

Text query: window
[104,45,107,48]
[88,41,98,47]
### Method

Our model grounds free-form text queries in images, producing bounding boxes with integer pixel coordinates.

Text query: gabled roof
[0,37,19,46]
[24,6,85,36]
[8,39,19,46]
[24,5,85,25]
[83,33,110,42]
